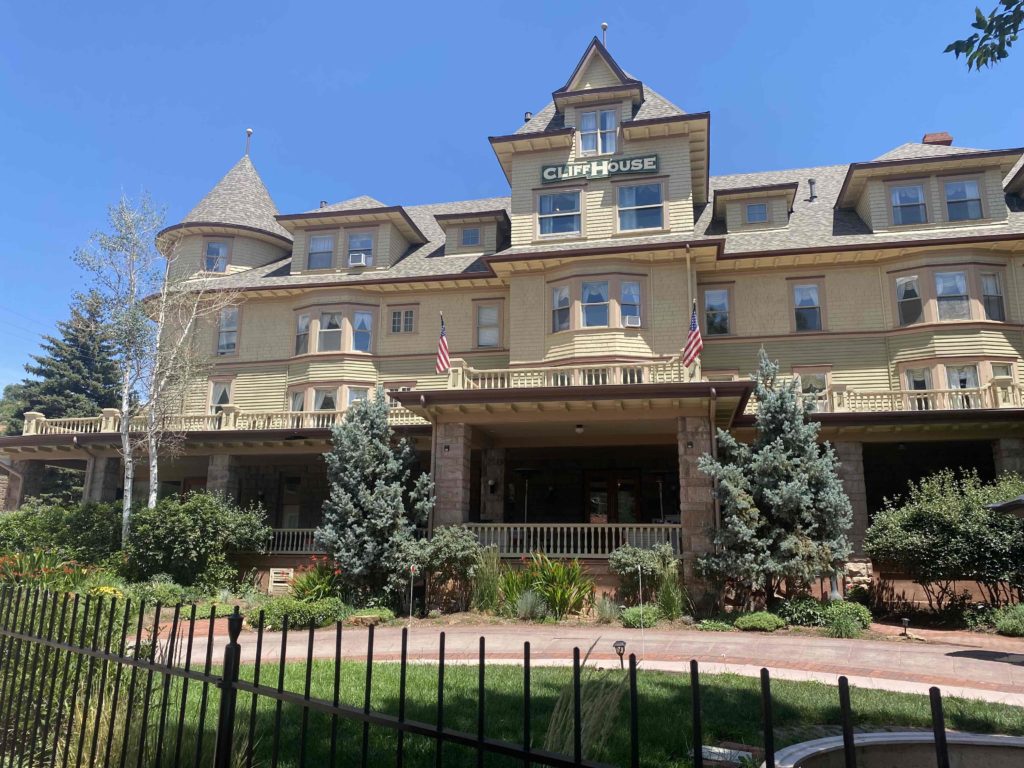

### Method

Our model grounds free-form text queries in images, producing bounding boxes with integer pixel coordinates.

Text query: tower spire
[245,127,253,156]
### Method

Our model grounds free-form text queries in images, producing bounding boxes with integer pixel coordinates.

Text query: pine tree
[697,349,852,609]
[316,388,434,607]
[5,292,120,436]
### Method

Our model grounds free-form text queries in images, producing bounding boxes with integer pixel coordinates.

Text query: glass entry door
[585,471,640,524]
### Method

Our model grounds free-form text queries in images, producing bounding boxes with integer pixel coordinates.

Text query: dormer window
[745,203,768,224]
[579,109,617,155]
[308,234,335,270]
[890,184,927,225]
[347,231,374,267]
[944,180,983,221]
[461,227,481,247]
[205,241,230,272]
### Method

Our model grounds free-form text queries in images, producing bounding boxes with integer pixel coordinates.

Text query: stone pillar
[82,456,120,503]
[677,416,715,586]
[433,422,472,527]
[480,448,505,522]
[993,438,1024,476]
[834,441,872,590]
[3,460,46,509]
[207,454,240,500]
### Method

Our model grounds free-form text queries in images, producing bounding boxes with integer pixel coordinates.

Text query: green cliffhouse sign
[541,155,659,183]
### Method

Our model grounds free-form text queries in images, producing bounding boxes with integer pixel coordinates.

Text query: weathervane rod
[245,127,253,156]
[601,22,608,47]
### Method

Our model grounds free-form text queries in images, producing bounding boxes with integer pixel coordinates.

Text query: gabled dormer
[434,208,510,256]
[277,197,428,274]
[835,136,1023,233]
[713,182,798,233]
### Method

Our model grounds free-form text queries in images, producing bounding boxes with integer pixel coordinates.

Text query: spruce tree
[697,349,852,608]
[5,292,119,436]
[316,388,434,607]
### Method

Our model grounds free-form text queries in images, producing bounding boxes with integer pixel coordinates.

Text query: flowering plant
[291,555,342,602]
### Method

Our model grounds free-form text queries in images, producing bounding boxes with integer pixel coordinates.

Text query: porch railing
[743,381,1023,415]
[451,356,695,390]
[269,528,322,554]
[463,522,684,559]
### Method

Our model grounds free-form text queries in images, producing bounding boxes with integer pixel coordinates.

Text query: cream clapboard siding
[509,274,547,364]
[167,234,287,281]
[568,53,621,90]
[859,170,1008,233]
[508,133,694,246]
[381,288,509,356]
[232,368,289,411]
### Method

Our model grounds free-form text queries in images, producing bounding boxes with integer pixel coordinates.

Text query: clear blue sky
[1,1,1021,389]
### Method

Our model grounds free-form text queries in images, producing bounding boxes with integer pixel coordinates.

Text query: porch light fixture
[686,440,694,449]
[575,424,584,434]
[613,640,626,668]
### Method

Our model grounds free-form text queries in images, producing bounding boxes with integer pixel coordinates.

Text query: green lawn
[208,660,1024,768]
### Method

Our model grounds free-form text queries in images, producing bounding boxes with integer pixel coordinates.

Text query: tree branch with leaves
[946,1,1024,69]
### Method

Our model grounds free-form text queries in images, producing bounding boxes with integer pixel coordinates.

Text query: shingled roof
[167,155,292,243]
[517,84,684,135]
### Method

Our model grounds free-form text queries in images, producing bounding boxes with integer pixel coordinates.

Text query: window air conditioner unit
[349,253,368,267]
[624,315,642,328]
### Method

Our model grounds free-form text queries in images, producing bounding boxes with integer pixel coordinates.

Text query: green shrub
[656,563,685,620]
[609,543,677,604]
[696,619,733,632]
[823,600,873,629]
[419,525,483,612]
[498,567,532,617]
[620,605,661,629]
[471,546,501,612]
[0,500,120,563]
[595,595,621,624]
[825,615,862,638]
[258,596,351,631]
[994,604,1024,637]
[527,553,593,620]
[291,556,341,602]
[734,611,785,632]
[962,602,998,631]
[516,590,547,621]
[122,492,270,589]
[774,595,826,627]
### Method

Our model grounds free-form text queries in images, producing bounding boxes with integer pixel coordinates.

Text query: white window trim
[580,280,611,328]
[578,107,618,156]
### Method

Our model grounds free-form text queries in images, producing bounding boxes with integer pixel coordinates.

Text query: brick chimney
[922,132,953,146]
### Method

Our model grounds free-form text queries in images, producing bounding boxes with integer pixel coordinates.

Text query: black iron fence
[0,585,964,768]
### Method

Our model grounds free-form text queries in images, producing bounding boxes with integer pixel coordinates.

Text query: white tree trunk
[147,409,159,508]
[119,373,134,544]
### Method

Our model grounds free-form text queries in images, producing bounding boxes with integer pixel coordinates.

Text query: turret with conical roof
[158,146,292,278]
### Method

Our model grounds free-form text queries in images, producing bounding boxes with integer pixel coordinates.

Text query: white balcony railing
[269,528,322,554]
[452,356,694,390]
[463,522,683,559]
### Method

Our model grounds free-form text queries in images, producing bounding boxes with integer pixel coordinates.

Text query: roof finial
[245,127,253,156]
[601,22,608,47]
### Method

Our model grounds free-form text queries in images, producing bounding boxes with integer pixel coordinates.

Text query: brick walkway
[186,621,1024,706]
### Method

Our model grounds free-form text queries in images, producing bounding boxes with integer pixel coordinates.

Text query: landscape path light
[613,639,626,669]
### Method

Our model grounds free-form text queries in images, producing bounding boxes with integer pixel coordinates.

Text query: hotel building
[3,38,1023,586]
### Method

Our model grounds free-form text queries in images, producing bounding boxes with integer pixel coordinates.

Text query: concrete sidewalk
[184,622,1024,707]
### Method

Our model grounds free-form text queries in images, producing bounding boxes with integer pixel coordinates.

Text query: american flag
[435,315,450,374]
[682,300,703,367]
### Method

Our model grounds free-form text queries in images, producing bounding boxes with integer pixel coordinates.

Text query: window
[348,387,369,406]
[745,203,768,224]
[895,276,923,326]
[475,304,500,348]
[289,390,305,412]
[793,283,822,331]
[461,227,481,247]
[945,180,982,222]
[210,381,231,414]
[308,234,335,270]
[704,289,730,335]
[295,314,310,355]
[318,312,342,352]
[947,364,979,390]
[620,281,641,325]
[216,307,238,355]
[905,368,932,410]
[314,388,338,411]
[205,241,229,272]
[352,311,373,352]
[890,185,927,225]
[579,109,617,155]
[618,184,663,231]
[981,273,1005,321]
[798,371,829,394]
[347,231,374,266]
[390,308,415,333]
[992,363,1013,379]
[551,286,570,332]
[538,191,581,236]
[581,281,609,327]
[935,271,969,320]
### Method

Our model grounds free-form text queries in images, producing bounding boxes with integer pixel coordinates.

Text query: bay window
[944,180,983,222]
[935,271,969,320]
[581,281,610,327]
[294,313,310,355]
[318,312,343,351]
[618,183,663,230]
[890,184,927,225]
[552,286,570,332]
[308,234,335,270]
[620,281,641,325]
[347,387,369,406]
[579,108,617,155]
[981,273,1005,321]
[289,390,305,412]
[352,311,373,352]
[314,388,338,411]
[538,191,581,236]
[895,275,923,326]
